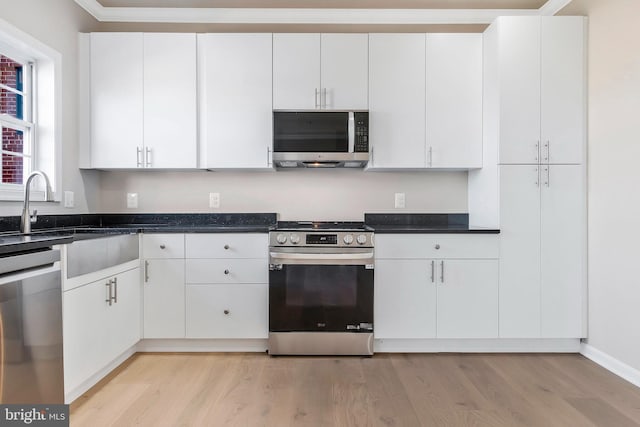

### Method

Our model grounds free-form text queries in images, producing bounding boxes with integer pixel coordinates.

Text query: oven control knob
[290,234,301,244]
[276,233,287,244]
[356,234,368,245]
[343,234,354,245]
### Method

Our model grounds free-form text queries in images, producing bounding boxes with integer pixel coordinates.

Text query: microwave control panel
[354,112,369,153]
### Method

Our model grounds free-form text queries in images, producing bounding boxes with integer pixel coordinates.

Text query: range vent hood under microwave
[272,111,369,169]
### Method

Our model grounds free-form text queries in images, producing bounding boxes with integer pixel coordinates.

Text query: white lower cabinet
[184,233,269,339]
[63,267,140,394]
[375,234,499,339]
[375,259,437,338]
[185,284,268,339]
[143,259,185,338]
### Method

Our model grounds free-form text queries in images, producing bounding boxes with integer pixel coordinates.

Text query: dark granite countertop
[0,213,277,256]
[364,213,500,234]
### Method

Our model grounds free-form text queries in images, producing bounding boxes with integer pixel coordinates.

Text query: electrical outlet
[63,191,74,208]
[127,193,139,209]
[394,193,406,209]
[209,192,220,208]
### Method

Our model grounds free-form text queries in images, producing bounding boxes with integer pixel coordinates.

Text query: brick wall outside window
[1,55,24,184]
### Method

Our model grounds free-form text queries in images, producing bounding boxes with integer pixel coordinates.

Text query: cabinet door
[143,33,197,168]
[90,33,143,168]
[368,34,426,168]
[436,260,499,338]
[63,279,110,393]
[374,259,436,339]
[426,34,482,168]
[498,17,541,165]
[143,259,185,338]
[540,165,585,337]
[185,284,268,339]
[273,34,320,110]
[499,165,541,337]
[541,17,586,165]
[199,34,273,169]
[320,34,368,110]
[108,268,141,357]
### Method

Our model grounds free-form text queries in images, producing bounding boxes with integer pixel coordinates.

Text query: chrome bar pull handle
[535,141,540,163]
[315,88,320,109]
[545,166,550,187]
[145,147,152,167]
[428,146,433,167]
[430,260,435,283]
[136,147,143,167]
[440,261,444,283]
[105,281,112,306]
[112,277,118,303]
[144,260,149,283]
[544,140,549,163]
[535,167,540,187]
[322,87,327,109]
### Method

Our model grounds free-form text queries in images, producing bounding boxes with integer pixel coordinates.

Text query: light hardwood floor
[70,353,640,426]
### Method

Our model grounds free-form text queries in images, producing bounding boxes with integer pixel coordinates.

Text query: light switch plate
[63,191,74,208]
[209,192,220,208]
[394,193,406,209]
[127,193,138,209]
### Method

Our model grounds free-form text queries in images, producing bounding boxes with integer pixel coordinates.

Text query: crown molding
[73,0,569,24]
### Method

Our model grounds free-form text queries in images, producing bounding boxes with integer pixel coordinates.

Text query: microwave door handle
[348,112,355,153]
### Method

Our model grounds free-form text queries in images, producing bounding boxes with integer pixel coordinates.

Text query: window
[0,53,34,187]
[0,18,61,202]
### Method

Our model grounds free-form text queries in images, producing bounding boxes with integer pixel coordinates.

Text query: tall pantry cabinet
[470,16,587,339]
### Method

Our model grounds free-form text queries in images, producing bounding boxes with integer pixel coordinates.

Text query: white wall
[560,0,640,372]
[98,170,468,221]
[0,0,99,216]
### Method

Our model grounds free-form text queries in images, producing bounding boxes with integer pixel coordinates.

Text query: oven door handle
[269,251,374,266]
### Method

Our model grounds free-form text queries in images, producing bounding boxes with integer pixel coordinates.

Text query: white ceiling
[75,0,573,24]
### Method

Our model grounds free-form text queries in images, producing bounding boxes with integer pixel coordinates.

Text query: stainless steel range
[268,222,374,356]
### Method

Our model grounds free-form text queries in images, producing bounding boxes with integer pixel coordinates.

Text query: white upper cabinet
[89,33,197,169]
[198,33,273,169]
[540,17,586,165]
[426,34,483,169]
[273,33,368,110]
[496,16,586,165]
[90,33,143,169]
[368,34,426,168]
[320,34,369,110]
[143,33,197,169]
[369,33,482,170]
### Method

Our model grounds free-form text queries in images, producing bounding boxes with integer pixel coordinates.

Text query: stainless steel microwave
[272,111,369,168]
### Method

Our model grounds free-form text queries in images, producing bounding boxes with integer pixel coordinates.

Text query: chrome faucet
[20,170,54,234]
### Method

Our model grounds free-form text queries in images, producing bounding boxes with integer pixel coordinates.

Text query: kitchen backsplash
[97,169,468,221]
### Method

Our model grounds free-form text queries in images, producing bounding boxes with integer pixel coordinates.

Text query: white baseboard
[580,343,640,388]
[137,339,268,353]
[65,346,137,404]
[374,338,581,353]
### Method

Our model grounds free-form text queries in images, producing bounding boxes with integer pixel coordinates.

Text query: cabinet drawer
[375,234,499,259]
[185,284,268,338]
[185,234,268,259]
[186,259,267,284]
[142,234,185,259]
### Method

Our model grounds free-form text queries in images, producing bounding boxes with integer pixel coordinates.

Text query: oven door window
[269,263,373,332]
[273,112,349,152]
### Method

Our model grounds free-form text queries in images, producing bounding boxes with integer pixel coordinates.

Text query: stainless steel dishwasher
[0,247,64,403]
